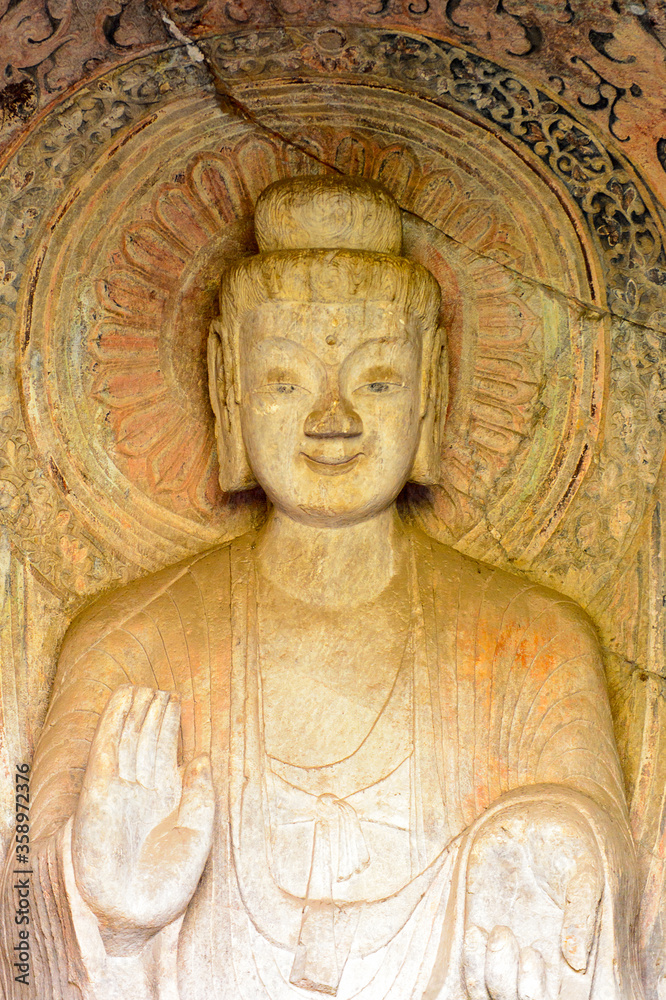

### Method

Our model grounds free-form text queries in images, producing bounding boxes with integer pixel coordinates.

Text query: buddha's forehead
[239,300,418,361]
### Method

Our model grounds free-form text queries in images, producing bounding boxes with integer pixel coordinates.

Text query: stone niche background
[1,2,666,995]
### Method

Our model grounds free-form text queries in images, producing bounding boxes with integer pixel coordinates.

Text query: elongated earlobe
[208,322,256,493]
[410,400,440,486]
[410,337,448,487]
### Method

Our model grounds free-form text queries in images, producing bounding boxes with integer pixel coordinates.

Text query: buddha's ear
[410,334,448,487]
[208,320,256,493]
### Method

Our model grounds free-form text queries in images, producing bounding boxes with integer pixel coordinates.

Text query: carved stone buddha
[1,176,644,1000]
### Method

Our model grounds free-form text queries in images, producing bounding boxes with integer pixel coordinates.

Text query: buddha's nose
[304,398,362,438]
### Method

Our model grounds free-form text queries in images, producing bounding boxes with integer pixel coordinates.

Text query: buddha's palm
[463,801,603,1000]
[72,685,215,955]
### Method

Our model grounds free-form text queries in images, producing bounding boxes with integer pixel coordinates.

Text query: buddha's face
[238,300,424,526]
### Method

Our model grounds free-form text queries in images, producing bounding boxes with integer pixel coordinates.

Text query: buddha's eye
[265,383,302,395]
[357,381,403,395]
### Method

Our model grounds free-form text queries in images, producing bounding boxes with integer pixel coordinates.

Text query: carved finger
[154,694,181,788]
[135,690,170,788]
[147,756,214,882]
[463,924,489,1000]
[140,755,214,921]
[561,863,602,972]
[84,685,134,786]
[485,926,520,1000]
[118,686,155,782]
[176,754,215,836]
[518,947,549,1000]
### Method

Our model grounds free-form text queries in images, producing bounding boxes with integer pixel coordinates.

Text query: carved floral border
[202,25,666,333]
[0,25,664,599]
[1,1,665,195]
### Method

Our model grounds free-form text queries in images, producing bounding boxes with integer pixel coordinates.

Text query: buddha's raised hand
[462,800,603,1000]
[72,685,215,955]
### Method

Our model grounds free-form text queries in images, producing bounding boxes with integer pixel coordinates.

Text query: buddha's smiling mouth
[301,453,363,476]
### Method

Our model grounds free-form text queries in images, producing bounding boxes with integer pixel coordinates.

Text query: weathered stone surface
[1,1,665,196]
[0,8,664,998]
[0,175,644,999]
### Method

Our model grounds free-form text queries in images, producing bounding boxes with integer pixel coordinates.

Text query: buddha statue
[0,176,644,1000]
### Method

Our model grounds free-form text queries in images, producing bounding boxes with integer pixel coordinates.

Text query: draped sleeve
[0,545,229,1000]
[419,532,642,999]
[420,532,630,836]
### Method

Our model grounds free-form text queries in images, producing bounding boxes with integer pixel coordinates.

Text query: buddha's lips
[301,453,363,476]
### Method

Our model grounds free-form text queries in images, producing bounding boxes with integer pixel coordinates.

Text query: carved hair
[219,177,441,379]
[254,174,403,253]
[209,175,446,491]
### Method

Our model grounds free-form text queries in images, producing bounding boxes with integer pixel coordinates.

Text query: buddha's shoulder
[416,528,596,636]
[59,535,241,664]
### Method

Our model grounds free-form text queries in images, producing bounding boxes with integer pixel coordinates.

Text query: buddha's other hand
[463,800,603,1000]
[72,685,215,955]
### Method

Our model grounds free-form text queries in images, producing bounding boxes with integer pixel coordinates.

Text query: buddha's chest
[257,591,411,768]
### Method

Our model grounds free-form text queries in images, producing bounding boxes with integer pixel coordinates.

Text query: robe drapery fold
[0,527,642,999]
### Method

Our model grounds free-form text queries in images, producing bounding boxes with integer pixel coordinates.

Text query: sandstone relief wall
[0,2,665,997]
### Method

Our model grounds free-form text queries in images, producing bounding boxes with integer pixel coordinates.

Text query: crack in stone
[603,649,666,686]
[150,2,344,178]
[94,15,666,704]
[411,221,666,339]
[144,13,666,341]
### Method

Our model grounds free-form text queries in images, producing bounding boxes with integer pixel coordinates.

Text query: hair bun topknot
[253,175,403,255]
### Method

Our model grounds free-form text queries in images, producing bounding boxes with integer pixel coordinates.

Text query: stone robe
[0,527,644,999]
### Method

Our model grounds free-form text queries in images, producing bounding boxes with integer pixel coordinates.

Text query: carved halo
[19,107,602,581]
[89,136,547,537]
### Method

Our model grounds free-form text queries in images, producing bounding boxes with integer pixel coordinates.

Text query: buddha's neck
[254,505,405,608]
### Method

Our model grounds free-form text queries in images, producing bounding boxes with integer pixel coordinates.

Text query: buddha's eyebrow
[349,335,407,349]
[251,337,327,375]
[341,336,412,363]
[354,364,405,382]
[252,337,317,358]
[262,366,303,382]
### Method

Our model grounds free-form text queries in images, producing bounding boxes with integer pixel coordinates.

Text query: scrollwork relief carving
[0,20,665,997]
[0,413,127,599]
[2,1,664,192]
[0,24,661,594]
[0,170,647,1000]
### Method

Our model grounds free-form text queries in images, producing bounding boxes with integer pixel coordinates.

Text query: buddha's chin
[268,485,403,527]
[290,506,388,527]
[258,463,410,526]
